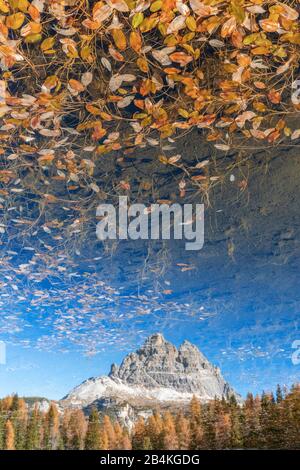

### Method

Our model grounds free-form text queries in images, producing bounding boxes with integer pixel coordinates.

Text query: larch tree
[5,419,15,450]
[161,412,178,450]
[102,415,116,450]
[132,417,146,450]
[215,412,232,449]
[25,405,42,450]
[189,395,204,449]
[84,407,101,450]
[176,411,191,450]
[43,403,60,450]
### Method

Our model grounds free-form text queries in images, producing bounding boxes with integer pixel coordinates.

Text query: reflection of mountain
[61,334,241,426]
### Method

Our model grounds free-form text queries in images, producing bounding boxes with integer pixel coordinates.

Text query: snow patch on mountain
[61,334,241,416]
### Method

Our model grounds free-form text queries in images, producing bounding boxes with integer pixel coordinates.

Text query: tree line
[0,384,299,450]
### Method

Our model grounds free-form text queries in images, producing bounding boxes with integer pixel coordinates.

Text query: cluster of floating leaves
[0,245,216,353]
[0,0,300,352]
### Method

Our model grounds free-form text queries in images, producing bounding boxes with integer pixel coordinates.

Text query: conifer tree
[69,409,87,450]
[113,421,124,449]
[215,411,231,449]
[5,420,15,450]
[161,412,178,450]
[43,403,59,450]
[0,410,6,449]
[84,407,101,450]
[228,395,243,448]
[176,411,191,449]
[102,415,116,449]
[25,405,41,450]
[276,385,284,403]
[132,417,146,450]
[12,398,27,450]
[189,395,204,449]
[243,393,261,448]
[145,413,163,450]
[121,430,132,450]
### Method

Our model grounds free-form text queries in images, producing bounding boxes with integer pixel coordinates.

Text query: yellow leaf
[80,45,94,62]
[25,33,42,43]
[280,32,300,45]
[150,0,162,12]
[0,0,9,13]
[140,17,158,33]
[112,28,127,51]
[251,46,270,55]
[230,0,245,24]
[41,37,55,51]
[185,16,197,32]
[159,155,168,164]
[43,75,60,90]
[178,108,189,118]
[129,31,142,53]
[132,12,144,29]
[253,101,266,112]
[66,45,78,59]
[6,12,25,30]
[17,0,29,12]
[137,57,149,73]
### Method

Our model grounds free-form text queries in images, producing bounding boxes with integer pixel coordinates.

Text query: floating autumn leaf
[291,129,300,141]
[38,154,55,166]
[259,19,279,33]
[278,3,298,21]
[194,160,209,169]
[60,38,79,58]
[108,0,129,12]
[0,0,9,14]
[117,95,135,108]
[276,57,294,75]
[235,111,256,128]
[130,31,142,53]
[93,3,112,23]
[21,21,42,38]
[230,0,245,24]
[186,16,197,32]
[108,73,136,92]
[189,0,217,17]
[112,28,127,50]
[166,15,186,34]
[152,47,176,66]
[108,45,124,61]
[0,0,298,231]
[119,180,131,190]
[68,79,85,95]
[41,37,56,53]
[169,51,193,66]
[132,12,144,28]
[268,89,281,104]
[6,12,25,30]
[168,154,182,164]
[101,57,112,71]
[209,39,225,48]
[81,72,93,87]
[221,16,237,38]
[214,144,230,151]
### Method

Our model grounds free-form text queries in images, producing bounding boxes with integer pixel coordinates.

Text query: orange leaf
[137,57,149,73]
[130,31,142,53]
[268,89,281,104]
[221,17,236,38]
[169,52,193,66]
[112,28,127,51]
[6,12,25,30]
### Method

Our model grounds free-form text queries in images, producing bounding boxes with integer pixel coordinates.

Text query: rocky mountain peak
[62,334,241,426]
[108,333,238,399]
